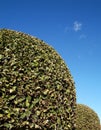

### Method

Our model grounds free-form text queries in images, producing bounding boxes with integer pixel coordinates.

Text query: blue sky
[0,0,101,122]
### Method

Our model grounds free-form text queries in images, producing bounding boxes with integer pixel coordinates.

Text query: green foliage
[0,29,76,129]
[76,104,100,130]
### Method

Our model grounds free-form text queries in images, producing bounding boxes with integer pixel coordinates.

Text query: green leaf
[43,120,49,125]
[22,121,29,125]
[26,99,30,107]
[9,86,16,93]
[26,96,31,107]
[36,110,41,116]
[0,54,3,59]
[3,123,13,129]
[57,85,62,90]
[32,98,40,106]
[9,95,16,100]
[20,110,31,119]
[13,108,20,112]
[7,113,11,118]
[35,124,41,129]
[14,97,25,105]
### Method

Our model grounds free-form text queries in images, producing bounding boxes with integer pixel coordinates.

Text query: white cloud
[73,21,82,32]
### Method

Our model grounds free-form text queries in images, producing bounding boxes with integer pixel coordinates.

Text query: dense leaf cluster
[0,29,76,129]
[76,104,100,130]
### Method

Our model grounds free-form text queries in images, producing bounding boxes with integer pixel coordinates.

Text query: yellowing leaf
[0,114,3,117]
[43,89,49,95]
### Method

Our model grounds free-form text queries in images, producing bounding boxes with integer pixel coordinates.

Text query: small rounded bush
[0,29,76,129]
[76,104,100,130]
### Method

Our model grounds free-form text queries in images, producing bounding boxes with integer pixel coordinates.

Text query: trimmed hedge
[0,29,76,129]
[76,104,100,130]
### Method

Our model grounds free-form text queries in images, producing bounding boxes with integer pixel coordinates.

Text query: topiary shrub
[0,29,76,130]
[76,104,100,130]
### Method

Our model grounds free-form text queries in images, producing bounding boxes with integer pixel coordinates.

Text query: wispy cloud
[79,34,86,39]
[73,21,82,32]
[64,26,69,32]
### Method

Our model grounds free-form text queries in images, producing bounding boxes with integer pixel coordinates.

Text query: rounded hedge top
[76,104,100,130]
[0,29,76,129]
